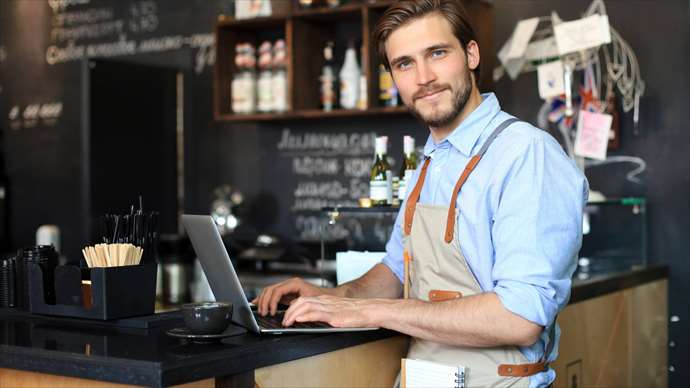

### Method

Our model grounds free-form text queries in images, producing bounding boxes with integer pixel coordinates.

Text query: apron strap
[404,158,431,236]
[444,118,520,243]
[498,317,558,377]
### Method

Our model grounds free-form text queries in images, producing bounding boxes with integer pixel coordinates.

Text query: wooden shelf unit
[213,0,493,123]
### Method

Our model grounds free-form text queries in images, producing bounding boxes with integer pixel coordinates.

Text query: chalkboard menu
[0,0,427,259]
[210,114,428,253]
[0,0,224,259]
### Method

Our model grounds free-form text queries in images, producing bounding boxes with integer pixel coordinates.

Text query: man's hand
[282,295,384,328]
[251,278,329,316]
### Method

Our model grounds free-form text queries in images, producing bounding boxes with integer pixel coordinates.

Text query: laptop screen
[181,215,260,333]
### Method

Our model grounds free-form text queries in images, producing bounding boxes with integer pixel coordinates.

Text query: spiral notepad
[402,358,465,388]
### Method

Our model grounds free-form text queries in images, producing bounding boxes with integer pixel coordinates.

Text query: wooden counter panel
[0,368,131,388]
[255,335,409,387]
[553,279,667,388]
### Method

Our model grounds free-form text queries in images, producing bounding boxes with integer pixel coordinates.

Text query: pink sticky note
[574,110,612,160]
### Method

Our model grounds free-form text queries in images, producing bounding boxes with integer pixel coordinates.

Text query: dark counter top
[0,313,396,387]
[570,264,668,304]
[0,265,668,387]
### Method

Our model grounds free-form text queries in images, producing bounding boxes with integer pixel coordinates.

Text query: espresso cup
[181,302,233,335]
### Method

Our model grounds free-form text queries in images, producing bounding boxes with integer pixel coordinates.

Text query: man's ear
[466,40,480,71]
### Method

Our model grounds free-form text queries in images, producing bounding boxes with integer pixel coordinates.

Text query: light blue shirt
[382,93,588,387]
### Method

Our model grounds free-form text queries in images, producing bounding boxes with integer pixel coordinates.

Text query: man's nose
[415,60,436,85]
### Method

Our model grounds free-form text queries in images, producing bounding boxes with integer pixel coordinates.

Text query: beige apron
[401,119,551,387]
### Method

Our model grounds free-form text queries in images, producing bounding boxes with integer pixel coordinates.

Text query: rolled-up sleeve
[381,208,405,283]
[491,135,587,327]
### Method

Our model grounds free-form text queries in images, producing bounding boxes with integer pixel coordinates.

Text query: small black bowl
[181,302,233,335]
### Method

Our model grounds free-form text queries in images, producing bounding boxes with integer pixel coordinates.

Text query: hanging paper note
[554,14,611,55]
[574,110,613,160]
[537,60,565,99]
[525,37,559,61]
[497,36,526,80]
[504,17,540,59]
[497,17,539,80]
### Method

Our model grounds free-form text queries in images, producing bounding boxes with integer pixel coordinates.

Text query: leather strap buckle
[428,290,462,302]
[497,361,547,377]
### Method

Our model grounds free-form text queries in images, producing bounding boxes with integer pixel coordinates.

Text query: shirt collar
[423,93,502,158]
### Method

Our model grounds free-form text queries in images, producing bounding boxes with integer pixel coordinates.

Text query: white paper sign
[537,60,565,99]
[554,14,611,55]
[525,37,559,61]
[574,110,613,160]
[504,17,540,59]
[497,36,527,80]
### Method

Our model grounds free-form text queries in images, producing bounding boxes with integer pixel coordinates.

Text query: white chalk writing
[292,157,339,176]
[276,129,376,156]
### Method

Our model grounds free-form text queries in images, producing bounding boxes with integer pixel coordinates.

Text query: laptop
[182,214,378,334]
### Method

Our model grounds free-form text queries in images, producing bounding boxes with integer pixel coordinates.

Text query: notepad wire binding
[454,371,465,388]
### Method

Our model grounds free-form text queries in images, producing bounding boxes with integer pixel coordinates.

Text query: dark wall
[0,0,223,258]
[492,1,690,383]
[1,0,688,384]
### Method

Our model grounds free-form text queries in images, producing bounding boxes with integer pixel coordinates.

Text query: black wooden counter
[570,264,668,304]
[0,265,668,387]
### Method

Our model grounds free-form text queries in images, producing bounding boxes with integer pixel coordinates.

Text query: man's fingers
[259,286,276,316]
[283,297,328,326]
[295,311,330,325]
[253,288,266,314]
[268,281,302,315]
[282,297,312,326]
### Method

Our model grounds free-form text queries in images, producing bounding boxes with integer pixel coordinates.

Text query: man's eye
[396,60,412,70]
[431,50,447,58]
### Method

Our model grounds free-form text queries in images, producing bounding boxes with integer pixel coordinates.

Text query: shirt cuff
[381,255,404,283]
[493,280,558,327]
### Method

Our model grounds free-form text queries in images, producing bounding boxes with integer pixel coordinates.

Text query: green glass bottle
[397,136,417,203]
[369,136,392,206]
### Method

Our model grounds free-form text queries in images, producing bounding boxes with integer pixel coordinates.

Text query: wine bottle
[379,64,399,107]
[257,41,273,113]
[339,40,360,109]
[244,43,257,114]
[272,39,288,113]
[398,135,417,202]
[320,41,336,112]
[370,136,392,206]
[231,44,244,113]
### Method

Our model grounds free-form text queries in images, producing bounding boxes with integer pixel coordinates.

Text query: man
[254,0,587,386]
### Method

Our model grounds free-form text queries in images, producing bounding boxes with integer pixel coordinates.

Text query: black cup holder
[28,263,157,320]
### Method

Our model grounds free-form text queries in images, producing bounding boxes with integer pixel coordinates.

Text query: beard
[406,69,473,128]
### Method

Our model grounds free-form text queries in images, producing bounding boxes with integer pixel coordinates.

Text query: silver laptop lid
[181,214,261,333]
[182,214,378,335]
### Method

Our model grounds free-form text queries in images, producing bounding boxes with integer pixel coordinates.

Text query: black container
[0,255,15,307]
[15,245,58,310]
[28,263,157,320]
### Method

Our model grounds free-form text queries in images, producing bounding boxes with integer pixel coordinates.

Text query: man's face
[385,13,479,128]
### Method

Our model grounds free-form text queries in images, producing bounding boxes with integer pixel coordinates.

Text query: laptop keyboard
[254,312,333,329]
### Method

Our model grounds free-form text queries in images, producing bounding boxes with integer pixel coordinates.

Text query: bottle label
[321,73,335,110]
[231,77,245,113]
[370,180,389,201]
[398,169,414,200]
[379,71,393,100]
[340,75,358,109]
[257,72,273,112]
[272,71,287,112]
[244,74,256,113]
